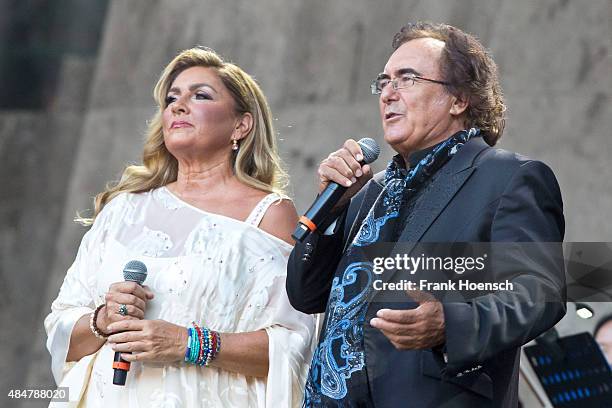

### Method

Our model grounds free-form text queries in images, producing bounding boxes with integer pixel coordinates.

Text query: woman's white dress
[44,187,316,407]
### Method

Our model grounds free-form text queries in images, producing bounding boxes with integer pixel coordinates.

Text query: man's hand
[318,139,373,210]
[369,290,445,350]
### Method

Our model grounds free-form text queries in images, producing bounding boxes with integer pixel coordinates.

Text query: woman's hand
[107,319,188,363]
[98,282,154,333]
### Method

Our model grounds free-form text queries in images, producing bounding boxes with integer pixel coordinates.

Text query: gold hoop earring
[232,139,239,151]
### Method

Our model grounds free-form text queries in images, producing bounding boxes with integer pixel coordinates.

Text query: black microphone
[292,138,380,242]
[112,260,148,386]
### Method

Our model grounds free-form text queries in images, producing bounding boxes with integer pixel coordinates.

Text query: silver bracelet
[89,304,109,339]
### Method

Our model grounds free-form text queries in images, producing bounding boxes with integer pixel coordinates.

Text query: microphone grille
[357,138,380,164]
[123,260,147,285]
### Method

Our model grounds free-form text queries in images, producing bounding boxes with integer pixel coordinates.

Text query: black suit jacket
[287,137,566,407]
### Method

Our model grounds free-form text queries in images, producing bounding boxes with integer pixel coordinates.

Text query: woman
[45,47,315,407]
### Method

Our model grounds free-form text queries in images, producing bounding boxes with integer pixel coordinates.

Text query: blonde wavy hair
[392,22,507,145]
[78,47,287,225]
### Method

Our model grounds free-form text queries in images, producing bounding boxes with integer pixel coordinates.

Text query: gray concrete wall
[0,56,96,405]
[0,0,610,406]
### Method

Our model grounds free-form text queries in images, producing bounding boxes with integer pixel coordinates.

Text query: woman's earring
[232,139,239,151]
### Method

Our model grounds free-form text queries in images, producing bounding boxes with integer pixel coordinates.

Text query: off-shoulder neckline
[158,187,294,249]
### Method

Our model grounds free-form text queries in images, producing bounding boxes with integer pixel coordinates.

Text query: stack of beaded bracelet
[184,322,221,366]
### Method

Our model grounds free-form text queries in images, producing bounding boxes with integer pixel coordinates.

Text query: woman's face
[162,66,240,162]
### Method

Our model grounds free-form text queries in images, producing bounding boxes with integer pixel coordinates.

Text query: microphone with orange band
[112,260,148,386]
[292,138,380,243]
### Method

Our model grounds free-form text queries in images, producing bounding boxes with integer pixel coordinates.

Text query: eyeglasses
[370,72,449,95]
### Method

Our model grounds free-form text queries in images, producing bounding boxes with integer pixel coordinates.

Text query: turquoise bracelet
[185,322,221,366]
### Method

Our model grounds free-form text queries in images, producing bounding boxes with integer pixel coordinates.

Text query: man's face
[596,320,612,364]
[379,37,461,159]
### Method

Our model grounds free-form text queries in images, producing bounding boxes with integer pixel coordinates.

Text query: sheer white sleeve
[263,275,316,407]
[44,196,122,384]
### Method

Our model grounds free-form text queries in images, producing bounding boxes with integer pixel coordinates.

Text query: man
[595,315,612,365]
[287,22,566,407]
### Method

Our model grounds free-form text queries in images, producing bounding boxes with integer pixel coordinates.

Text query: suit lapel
[396,137,488,244]
[373,137,489,291]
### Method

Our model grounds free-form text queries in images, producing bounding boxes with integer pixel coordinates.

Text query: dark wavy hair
[392,22,506,145]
